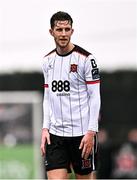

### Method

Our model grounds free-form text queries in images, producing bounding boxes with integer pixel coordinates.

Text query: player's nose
[62,29,66,36]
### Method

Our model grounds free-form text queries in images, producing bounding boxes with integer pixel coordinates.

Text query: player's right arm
[41,128,51,156]
[40,59,51,156]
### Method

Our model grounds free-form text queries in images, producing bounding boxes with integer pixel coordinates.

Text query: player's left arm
[85,54,101,132]
[79,54,101,159]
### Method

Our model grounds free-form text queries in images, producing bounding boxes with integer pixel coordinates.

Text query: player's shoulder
[43,48,56,59]
[73,44,92,57]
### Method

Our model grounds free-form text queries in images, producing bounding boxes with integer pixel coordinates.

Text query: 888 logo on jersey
[52,80,70,92]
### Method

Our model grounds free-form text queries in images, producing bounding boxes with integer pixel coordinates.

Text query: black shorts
[44,133,98,175]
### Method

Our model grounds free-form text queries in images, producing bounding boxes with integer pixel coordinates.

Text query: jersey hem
[49,130,86,137]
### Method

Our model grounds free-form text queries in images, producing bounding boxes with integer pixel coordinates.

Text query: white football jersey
[42,45,101,137]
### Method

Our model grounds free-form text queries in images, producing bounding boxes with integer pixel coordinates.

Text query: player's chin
[58,41,69,48]
[61,45,68,48]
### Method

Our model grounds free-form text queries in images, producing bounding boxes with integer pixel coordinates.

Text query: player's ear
[49,29,54,36]
[71,28,74,35]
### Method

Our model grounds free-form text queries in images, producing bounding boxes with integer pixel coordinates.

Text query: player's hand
[79,131,95,159]
[40,128,51,157]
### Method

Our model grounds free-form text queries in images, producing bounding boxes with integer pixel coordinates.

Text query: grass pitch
[0,144,35,179]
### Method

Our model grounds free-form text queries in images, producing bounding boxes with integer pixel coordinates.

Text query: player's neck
[56,43,75,56]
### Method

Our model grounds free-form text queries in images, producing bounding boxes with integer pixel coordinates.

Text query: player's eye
[65,28,71,32]
[56,28,63,32]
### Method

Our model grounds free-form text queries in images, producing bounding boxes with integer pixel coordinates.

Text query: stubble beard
[56,38,70,50]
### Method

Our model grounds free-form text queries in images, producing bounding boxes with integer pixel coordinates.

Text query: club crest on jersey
[70,64,77,72]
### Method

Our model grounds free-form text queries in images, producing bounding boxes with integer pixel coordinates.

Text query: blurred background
[0,0,136,179]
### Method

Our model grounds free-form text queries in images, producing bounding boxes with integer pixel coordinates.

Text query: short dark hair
[50,11,73,29]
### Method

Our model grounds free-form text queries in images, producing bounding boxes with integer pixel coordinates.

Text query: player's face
[49,20,74,49]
